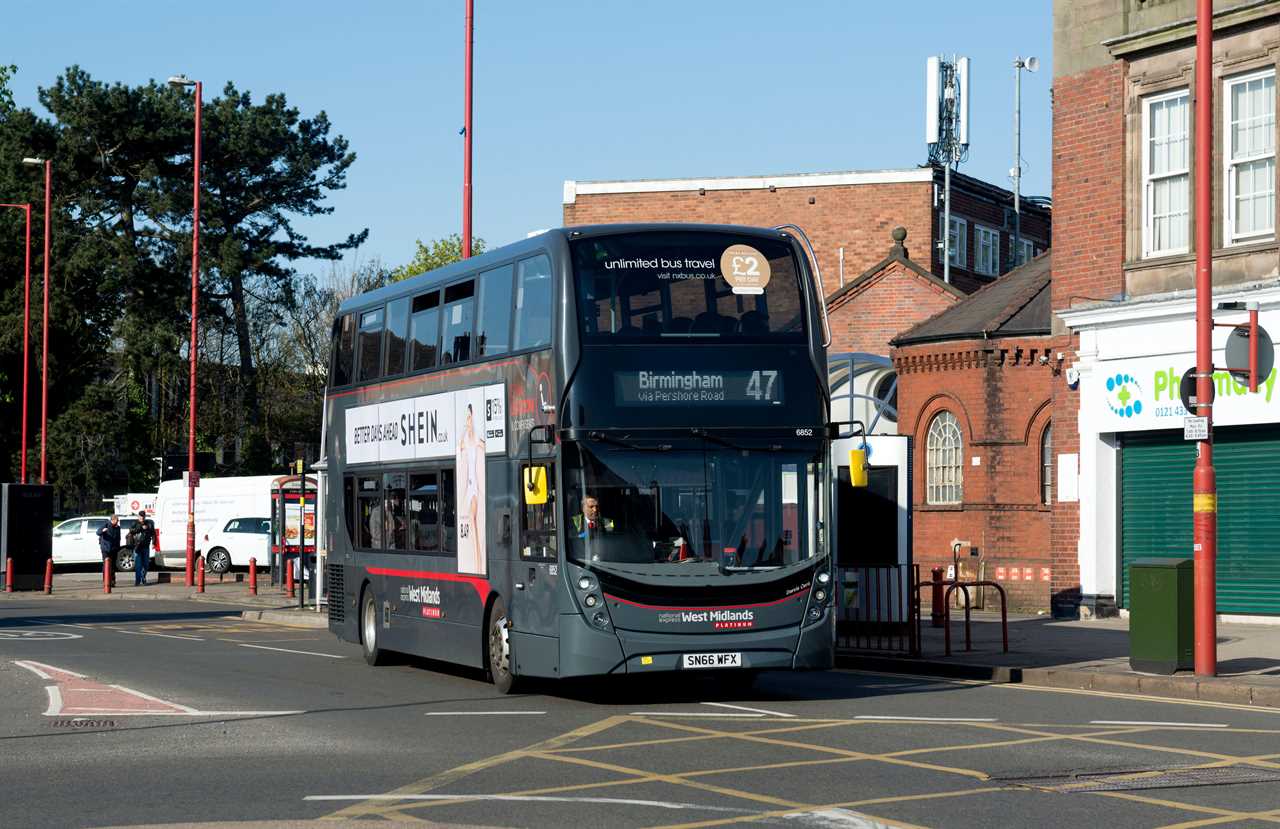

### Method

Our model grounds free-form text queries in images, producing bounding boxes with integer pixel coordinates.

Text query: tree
[391,234,486,282]
[0,64,16,114]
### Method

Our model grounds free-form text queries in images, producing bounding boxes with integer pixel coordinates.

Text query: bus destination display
[615,370,783,406]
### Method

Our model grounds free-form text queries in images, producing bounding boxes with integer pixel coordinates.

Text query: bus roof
[338,223,797,317]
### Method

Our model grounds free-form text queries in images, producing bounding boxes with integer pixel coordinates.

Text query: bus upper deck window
[441,280,475,364]
[410,291,441,371]
[357,307,385,383]
[477,264,514,357]
[331,313,355,386]
[385,297,410,377]
[514,254,552,350]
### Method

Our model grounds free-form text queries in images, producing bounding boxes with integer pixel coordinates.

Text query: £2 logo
[1106,372,1144,418]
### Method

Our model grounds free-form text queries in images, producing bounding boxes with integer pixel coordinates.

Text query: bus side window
[408,470,440,553]
[343,476,355,547]
[410,291,440,371]
[356,475,380,549]
[514,254,553,351]
[384,472,408,551]
[441,280,475,364]
[385,297,410,377]
[520,463,557,559]
[357,307,385,383]
[477,264,514,357]
[440,468,457,554]
[331,313,354,386]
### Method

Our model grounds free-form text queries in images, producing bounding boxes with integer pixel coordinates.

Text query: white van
[152,476,277,569]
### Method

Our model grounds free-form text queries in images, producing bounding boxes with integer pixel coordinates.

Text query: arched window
[873,372,899,424]
[926,411,963,505]
[1040,424,1054,505]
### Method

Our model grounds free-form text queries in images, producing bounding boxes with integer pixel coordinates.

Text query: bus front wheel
[361,589,388,667]
[486,598,519,694]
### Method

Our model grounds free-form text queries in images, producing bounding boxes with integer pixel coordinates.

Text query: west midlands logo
[1106,372,1144,418]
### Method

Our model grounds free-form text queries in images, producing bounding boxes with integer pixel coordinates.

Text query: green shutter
[1121,427,1280,615]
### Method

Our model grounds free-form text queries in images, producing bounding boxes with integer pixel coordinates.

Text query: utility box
[1129,558,1193,675]
[1,484,54,590]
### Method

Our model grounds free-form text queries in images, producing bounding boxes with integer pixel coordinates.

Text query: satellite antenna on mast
[926,55,971,284]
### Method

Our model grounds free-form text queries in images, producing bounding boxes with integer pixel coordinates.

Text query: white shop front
[1060,282,1280,618]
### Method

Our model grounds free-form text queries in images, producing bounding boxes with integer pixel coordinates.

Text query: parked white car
[202,517,271,574]
[52,516,145,571]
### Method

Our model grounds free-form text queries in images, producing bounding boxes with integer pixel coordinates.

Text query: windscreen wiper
[587,431,672,452]
[690,428,781,452]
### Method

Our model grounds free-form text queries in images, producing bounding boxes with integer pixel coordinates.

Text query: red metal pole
[1193,0,1217,678]
[4,558,12,592]
[249,557,257,595]
[39,162,50,485]
[930,566,945,628]
[102,559,111,594]
[197,557,205,593]
[0,203,31,482]
[461,0,474,259]
[285,556,295,599]
[44,557,52,594]
[186,81,202,589]
[1249,306,1259,393]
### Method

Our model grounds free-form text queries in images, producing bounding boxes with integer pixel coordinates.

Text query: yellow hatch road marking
[1094,791,1280,829]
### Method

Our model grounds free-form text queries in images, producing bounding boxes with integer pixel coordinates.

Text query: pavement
[3,597,1280,829]
[840,611,1280,710]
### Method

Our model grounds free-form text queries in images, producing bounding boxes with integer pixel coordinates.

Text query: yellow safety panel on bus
[524,466,548,505]
[848,448,868,488]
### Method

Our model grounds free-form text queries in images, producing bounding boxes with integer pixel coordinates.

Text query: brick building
[1052,0,1280,617]
[563,167,1052,305]
[891,254,1056,611]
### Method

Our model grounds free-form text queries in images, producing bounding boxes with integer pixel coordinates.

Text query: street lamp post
[21,158,50,484]
[1011,56,1038,270]
[169,74,201,589]
[0,202,31,482]
[462,0,474,259]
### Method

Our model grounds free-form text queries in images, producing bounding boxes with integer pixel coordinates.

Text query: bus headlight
[808,606,822,621]
[814,589,828,603]
[592,612,610,628]
[578,576,594,590]
[584,594,599,608]
[816,571,831,585]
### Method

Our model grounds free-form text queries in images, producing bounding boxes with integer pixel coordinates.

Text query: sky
[6,0,1053,278]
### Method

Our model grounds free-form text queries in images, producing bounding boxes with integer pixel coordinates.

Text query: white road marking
[31,619,97,629]
[109,685,200,713]
[303,794,755,812]
[0,631,81,640]
[238,644,344,659]
[105,628,203,641]
[1089,720,1230,728]
[783,807,898,828]
[43,686,63,716]
[700,701,795,717]
[854,715,998,722]
[424,711,546,716]
[630,712,764,718]
[13,660,85,681]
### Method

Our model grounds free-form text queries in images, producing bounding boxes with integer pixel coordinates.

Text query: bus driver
[572,495,614,538]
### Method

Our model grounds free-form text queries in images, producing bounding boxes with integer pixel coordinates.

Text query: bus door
[513,461,560,638]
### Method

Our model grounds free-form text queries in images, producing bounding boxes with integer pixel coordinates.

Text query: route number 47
[746,371,778,401]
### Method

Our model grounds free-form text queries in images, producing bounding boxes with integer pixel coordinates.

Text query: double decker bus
[323,224,835,691]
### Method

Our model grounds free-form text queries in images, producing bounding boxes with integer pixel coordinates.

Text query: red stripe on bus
[325,357,526,400]
[366,566,490,601]
[603,593,799,611]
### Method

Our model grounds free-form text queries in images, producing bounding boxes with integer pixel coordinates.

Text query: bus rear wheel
[361,589,388,666]
[486,598,519,694]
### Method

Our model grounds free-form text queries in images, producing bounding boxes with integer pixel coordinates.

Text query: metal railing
[836,564,920,656]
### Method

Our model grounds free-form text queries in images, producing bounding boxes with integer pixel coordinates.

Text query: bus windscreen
[571,231,807,342]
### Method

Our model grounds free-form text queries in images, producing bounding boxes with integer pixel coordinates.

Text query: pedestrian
[131,510,156,586]
[97,515,122,587]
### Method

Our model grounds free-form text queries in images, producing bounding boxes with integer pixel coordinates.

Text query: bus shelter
[270,475,317,595]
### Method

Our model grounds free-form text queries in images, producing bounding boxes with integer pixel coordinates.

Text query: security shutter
[1121,426,1280,615]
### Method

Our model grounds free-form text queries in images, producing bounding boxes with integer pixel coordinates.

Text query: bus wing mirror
[524,466,549,505]
[827,420,866,440]
[847,448,869,488]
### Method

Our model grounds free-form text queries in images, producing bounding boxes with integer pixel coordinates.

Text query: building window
[974,225,1000,275]
[938,215,968,268]
[926,411,963,505]
[1143,89,1190,257]
[1040,424,1053,506]
[873,372,898,424]
[1015,238,1036,265]
[1225,70,1275,245]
